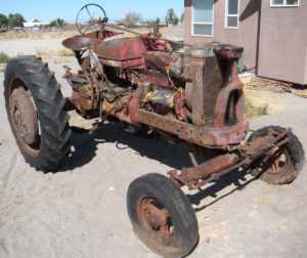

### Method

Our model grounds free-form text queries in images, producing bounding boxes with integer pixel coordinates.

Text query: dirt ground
[0,33,307,258]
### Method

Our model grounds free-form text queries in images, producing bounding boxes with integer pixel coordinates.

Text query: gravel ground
[0,36,306,258]
[0,38,65,57]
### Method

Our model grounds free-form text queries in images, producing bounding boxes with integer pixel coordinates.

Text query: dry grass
[245,87,283,117]
[242,75,286,117]
[0,64,6,72]
[0,26,179,41]
[246,98,268,118]
[35,48,74,61]
[57,48,74,57]
[0,52,10,64]
[292,90,307,98]
[0,27,145,40]
[0,52,10,73]
[0,30,76,40]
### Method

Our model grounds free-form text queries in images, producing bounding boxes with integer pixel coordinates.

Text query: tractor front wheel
[249,126,305,185]
[127,173,199,258]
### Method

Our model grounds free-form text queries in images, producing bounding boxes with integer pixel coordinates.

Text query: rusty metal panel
[189,49,224,126]
[94,37,146,61]
[169,153,240,189]
[138,110,248,147]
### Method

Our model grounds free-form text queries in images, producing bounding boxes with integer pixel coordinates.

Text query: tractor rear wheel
[249,126,305,185]
[4,56,71,172]
[127,173,199,258]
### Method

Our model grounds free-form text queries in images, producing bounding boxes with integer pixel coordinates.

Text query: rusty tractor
[3,4,305,258]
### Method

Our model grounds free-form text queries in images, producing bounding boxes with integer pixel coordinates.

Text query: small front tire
[249,126,305,185]
[127,173,199,258]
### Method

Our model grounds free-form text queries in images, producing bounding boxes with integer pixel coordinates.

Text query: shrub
[165,9,179,26]
[58,48,74,57]
[121,12,142,28]
[8,13,25,28]
[246,98,268,118]
[49,18,65,28]
[0,52,10,64]
[0,14,8,29]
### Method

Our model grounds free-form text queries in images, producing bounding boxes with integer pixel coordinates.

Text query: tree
[121,12,142,28]
[153,18,161,37]
[180,12,185,24]
[0,14,8,29]
[49,18,65,28]
[165,8,179,26]
[8,13,25,27]
[143,17,160,27]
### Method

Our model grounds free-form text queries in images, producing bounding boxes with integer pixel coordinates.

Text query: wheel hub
[138,198,173,239]
[269,152,289,175]
[9,87,39,146]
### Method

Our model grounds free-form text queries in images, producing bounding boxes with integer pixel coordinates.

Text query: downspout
[255,0,262,74]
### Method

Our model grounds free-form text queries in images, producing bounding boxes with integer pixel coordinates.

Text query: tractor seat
[63,36,100,51]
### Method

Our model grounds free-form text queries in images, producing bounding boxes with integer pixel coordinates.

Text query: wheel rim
[266,149,293,176]
[9,85,40,155]
[137,197,175,242]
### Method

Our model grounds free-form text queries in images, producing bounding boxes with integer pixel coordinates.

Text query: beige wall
[258,0,307,84]
[184,0,259,69]
[184,0,307,85]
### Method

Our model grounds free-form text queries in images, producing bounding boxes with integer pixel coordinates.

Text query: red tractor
[3,4,305,258]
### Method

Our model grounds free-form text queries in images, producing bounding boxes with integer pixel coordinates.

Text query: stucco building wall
[184,0,259,69]
[257,0,307,84]
[184,0,307,85]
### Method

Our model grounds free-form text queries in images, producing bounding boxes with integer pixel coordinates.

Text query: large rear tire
[127,173,199,258]
[4,56,71,172]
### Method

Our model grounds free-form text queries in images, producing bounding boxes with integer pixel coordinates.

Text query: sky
[0,0,184,23]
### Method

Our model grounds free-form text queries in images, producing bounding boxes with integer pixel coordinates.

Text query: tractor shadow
[62,121,257,212]
[187,170,258,212]
[62,121,194,171]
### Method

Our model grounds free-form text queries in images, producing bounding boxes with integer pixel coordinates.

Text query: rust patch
[137,198,173,240]
[9,87,38,146]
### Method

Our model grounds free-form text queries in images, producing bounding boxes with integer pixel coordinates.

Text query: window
[271,0,299,7]
[192,0,214,37]
[225,0,239,28]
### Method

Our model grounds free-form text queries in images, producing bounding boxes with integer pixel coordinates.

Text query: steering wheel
[76,3,108,35]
